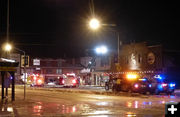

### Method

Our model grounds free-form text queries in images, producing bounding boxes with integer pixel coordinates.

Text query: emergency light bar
[67,73,75,76]
[127,74,137,80]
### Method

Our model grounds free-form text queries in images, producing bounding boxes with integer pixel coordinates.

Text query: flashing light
[154,74,165,80]
[158,84,163,90]
[67,73,75,76]
[169,83,175,87]
[37,79,42,84]
[72,79,76,84]
[149,84,152,88]
[139,78,147,81]
[127,74,137,80]
[162,83,167,87]
[34,76,37,80]
[134,84,139,88]
[62,80,65,84]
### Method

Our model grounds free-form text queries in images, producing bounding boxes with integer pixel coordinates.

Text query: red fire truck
[27,74,45,87]
[60,73,79,88]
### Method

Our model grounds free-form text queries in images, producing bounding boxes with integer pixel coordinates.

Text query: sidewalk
[0,99,15,117]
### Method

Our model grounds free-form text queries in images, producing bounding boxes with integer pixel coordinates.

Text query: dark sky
[0,0,179,58]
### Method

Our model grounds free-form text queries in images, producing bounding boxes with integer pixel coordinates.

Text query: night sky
[0,0,179,58]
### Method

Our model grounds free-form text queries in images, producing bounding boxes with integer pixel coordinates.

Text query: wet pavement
[0,88,180,117]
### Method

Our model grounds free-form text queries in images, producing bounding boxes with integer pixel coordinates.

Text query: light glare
[4,43,12,51]
[95,46,108,54]
[89,18,100,30]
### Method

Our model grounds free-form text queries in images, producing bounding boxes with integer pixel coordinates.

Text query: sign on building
[80,68,91,73]
[33,59,40,66]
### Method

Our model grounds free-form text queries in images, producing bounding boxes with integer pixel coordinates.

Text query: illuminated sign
[80,68,90,73]
[33,59,40,66]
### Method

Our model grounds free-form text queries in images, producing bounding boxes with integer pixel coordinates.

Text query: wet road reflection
[31,102,80,115]
[14,98,177,116]
[126,112,136,117]
[0,104,14,116]
[7,88,180,116]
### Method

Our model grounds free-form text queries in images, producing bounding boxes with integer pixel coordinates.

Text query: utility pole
[7,0,9,41]
[117,31,120,63]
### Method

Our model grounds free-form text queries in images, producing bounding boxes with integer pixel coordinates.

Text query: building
[111,42,175,80]
[79,56,112,86]
[26,58,82,84]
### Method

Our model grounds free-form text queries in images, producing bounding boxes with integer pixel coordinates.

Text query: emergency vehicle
[61,73,79,88]
[27,74,45,87]
[148,75,175,95]
[103,43,176,95]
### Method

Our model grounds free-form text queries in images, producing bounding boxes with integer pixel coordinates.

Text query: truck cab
[62,73,79,88]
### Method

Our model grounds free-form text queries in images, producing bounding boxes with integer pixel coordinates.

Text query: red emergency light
[72,79,76,84]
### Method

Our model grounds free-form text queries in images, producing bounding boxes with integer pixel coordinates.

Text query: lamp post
[3,43,26,100]
[15,48,26,100]
[89,18,120,63]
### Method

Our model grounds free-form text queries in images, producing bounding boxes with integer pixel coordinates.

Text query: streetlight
[89,18,100,30]
[89,18,120,63]
[95,45,108,54]
[3,43,27,100]
[3,43,12,52]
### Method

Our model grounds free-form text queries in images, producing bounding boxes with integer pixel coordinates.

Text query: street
[1,87,180,117]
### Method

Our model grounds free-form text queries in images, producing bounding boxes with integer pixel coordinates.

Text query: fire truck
[60,73,79,88]
[27,74,45,87]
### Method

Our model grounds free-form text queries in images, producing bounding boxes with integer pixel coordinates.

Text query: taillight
[62,80,65,84]
[72,79,76,84]
[134,84,139,88]
[162,83,167,87]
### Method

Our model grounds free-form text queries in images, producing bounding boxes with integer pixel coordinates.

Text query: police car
[149,75,175,95]
[132,78,151,94]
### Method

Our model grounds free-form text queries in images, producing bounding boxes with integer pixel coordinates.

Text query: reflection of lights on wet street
[127,102,132,108]
[160,101,165,104]
[1,106,13,112]
[170,96,176,99]
[94,96,107,100]
[88,110,110,115]
[1,107,4,111]
[125,101,154,109]
[72,106,76,112]
[33,105,42,113]
[134,101,138,108]
[7,107,13,112]
[148,102,152,105]
[126,112,136,117]
[96,102,108,106]
[88,115,108,117]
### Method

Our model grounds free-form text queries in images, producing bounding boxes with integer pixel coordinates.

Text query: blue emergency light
[139,78,147,81]
[169,83,175,87]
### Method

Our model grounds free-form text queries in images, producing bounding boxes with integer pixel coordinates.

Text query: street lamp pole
[7,0,10,41]
[14,47,26,100]
[117,31,120,63]
[102,24,120,63]
[89,18,122,63]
